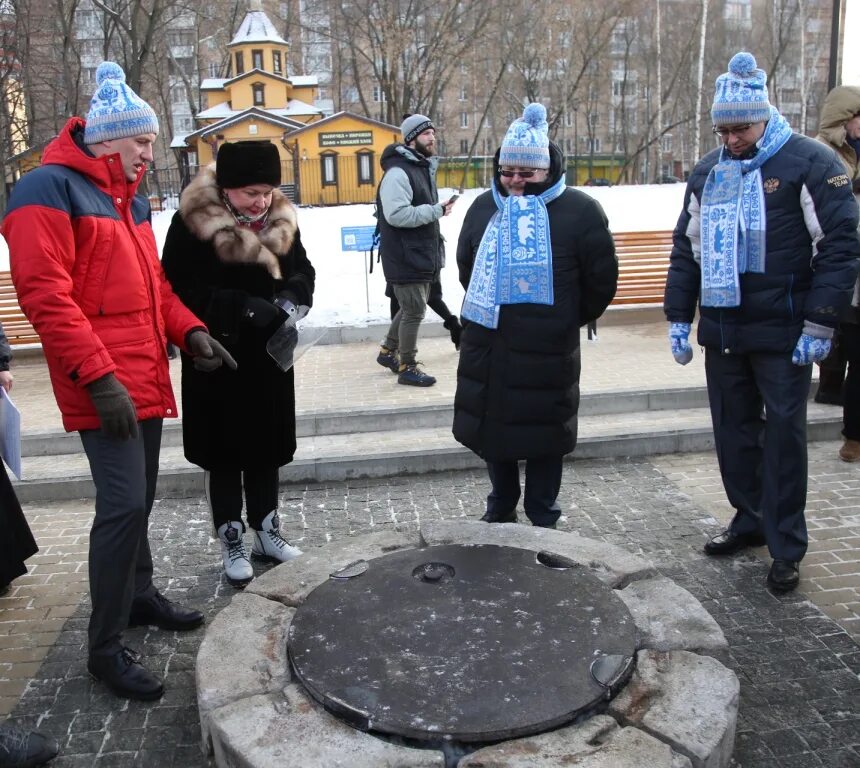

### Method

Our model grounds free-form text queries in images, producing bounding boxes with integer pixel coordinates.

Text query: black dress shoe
[129,591,204,631]
[480,510,517,523]
[87,647,163,701]
[0,721,59,767]
[767,559,800,592]
[703,529,766,555]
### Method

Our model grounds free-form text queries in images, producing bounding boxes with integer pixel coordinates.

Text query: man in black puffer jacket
[664,52,860,593]
[454,103,618,529]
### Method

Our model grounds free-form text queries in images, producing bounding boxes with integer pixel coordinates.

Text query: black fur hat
[216,141,281,188]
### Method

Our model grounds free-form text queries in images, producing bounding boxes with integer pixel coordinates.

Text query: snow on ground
[0,183,685,328]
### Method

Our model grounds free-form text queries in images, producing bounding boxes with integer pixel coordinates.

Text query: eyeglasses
[499,169,538,179]
[712,124,753,138]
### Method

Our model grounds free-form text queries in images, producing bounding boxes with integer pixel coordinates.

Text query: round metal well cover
[288,544,636,742]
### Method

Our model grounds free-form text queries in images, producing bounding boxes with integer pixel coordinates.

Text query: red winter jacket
[2,117,204,432]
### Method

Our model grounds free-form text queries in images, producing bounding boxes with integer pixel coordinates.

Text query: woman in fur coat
[162,141,315,587]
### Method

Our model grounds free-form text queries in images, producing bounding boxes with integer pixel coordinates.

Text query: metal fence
[141,154,637,210]
[142,156,497,210]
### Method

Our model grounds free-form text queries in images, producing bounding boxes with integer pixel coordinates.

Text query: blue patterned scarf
[462,177,566,328]
[700,107,793,307]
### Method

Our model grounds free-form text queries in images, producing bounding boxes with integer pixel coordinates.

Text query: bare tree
[329,0,493,124]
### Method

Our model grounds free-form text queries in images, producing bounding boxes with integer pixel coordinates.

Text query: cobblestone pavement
[3,444,859,767]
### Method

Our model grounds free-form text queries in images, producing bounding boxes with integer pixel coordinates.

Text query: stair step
[11,403,843,503]
[19,386,715,458]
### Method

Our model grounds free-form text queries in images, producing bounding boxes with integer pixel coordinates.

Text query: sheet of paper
[0,386,22,480]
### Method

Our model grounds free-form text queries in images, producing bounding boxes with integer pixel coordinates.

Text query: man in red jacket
[2,62,235,701]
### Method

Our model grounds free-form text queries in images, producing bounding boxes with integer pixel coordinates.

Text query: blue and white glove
[792,322,833,366]
[668,322,693,365]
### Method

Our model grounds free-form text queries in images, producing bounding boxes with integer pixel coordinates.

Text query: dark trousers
[840,324,860,440]
[80,418,162,655]
[204,466,279,531]
[486,457,564,527]
[816,327,846,400]
[705,350,811,562]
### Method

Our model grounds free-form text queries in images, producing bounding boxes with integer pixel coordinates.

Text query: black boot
[128,591,204,631]
[88,646,164,701]
[444,316,462,350]
[0,722,59,768]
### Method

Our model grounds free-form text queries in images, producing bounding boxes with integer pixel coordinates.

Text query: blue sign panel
[340,226,377,252]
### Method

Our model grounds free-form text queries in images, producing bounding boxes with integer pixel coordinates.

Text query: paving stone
[6,452,860,767]
[609,649,740,768]
[617,576,727,652]
[245,529,420,606]
[420,519,657,587]
[457,714,693,767]
[208,686,445,767]
[196,592,294,754]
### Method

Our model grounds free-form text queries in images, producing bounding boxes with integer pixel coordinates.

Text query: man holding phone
[375,113,455,386]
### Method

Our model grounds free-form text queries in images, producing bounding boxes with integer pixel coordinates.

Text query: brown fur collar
[178,164,298,279]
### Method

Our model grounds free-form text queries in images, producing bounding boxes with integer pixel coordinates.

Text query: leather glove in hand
[187,330,238,373]
[244,296,288,334]
[86,373,138,440]
[792,333,832,366]
[669,322,693,365]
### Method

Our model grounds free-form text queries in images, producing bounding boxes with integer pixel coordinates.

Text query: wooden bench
[0,271,39,346]
[610,229,674,307]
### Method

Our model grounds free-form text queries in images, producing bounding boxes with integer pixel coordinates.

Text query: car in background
[656,175,683,184]
[584,177,612,187]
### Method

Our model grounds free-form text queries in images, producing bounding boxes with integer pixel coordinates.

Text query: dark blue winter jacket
[664,133,860,354]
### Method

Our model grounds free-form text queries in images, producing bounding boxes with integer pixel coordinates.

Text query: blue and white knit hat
[499,103,550,169]
[84,62,159,144]
[711,52,771,126]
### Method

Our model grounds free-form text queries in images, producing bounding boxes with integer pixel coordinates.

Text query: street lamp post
[573,104,579,186]
[828,0,843,89]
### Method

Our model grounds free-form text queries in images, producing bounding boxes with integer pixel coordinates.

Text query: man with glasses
[664,52,860,592]
[454,103,618,529]
[375,113,456,386]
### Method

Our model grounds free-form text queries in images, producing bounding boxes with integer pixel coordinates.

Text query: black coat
[453,146,618,461]
[664,133,860,353]
[161,167,315,470]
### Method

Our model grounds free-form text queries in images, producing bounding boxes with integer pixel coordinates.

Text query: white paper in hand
[0,386,22,479]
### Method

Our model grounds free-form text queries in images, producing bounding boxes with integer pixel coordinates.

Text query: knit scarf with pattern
[700,107,792,307]
[462,176,566,329]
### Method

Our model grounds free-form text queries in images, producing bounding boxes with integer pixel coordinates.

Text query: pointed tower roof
[229,1,288,46]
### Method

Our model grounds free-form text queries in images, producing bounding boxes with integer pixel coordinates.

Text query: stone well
[196,521,739,768]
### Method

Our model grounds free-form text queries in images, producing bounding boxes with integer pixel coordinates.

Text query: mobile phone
[447,194,459,204]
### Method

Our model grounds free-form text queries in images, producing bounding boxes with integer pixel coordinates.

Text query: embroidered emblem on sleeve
[826,174,850,188]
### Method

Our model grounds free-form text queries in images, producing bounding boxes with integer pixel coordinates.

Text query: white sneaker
[217,521,254,587]
[251,510,303,563]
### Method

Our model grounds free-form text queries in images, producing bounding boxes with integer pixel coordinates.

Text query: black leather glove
[86,373,138,440]
[186,330,238,373]
[444,315,462,350]
[244,296,288,334]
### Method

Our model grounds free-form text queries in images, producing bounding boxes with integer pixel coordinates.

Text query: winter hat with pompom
[500,103,550,169]
[84,61,159,144]
[711,52,771,126]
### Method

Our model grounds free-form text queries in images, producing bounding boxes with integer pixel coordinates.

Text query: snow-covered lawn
[0,183,685,328]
